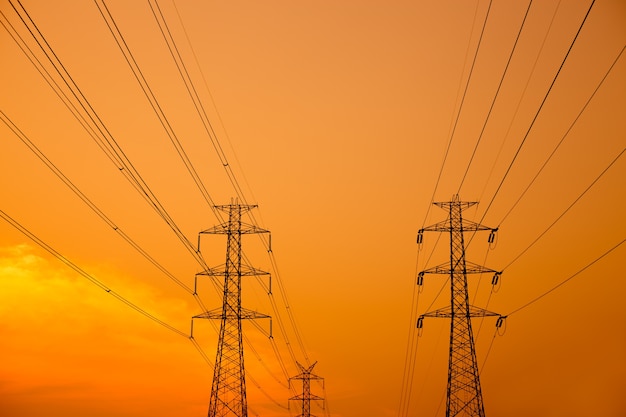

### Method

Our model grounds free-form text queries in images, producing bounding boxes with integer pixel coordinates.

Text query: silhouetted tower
[289,361,325,417]
[193,202,270,417]
[416,196,501,417]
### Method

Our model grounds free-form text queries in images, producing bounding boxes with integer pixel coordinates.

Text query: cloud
[0,244,207,417]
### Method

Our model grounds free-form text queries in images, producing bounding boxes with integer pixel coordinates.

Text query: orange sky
[1,1,625,416]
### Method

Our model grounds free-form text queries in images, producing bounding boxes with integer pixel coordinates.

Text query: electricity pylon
[416,196,501,417]
[289,361,325,417]
[192,202,270,417]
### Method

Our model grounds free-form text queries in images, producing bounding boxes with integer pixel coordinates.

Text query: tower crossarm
[197,264,270,277]
[419,220,494,234]
[200,222,269,235]
[419,261,500,276]
[421,305,500,319]
[194,307,271,321]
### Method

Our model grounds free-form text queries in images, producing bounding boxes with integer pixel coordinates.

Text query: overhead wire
[506,238,624,317]
[96,0,313,402]
[93,0,222,221]
[0,208,189,339]
[477,0,563,203]
[473,0,597,229]
[168,0,261,209]
[7,0,210,274]
[0,110,193,294]
[147,0,248,207]
[144,0,312,374]
[421,0,493,228]
[396,250,423,417]
[502,147,624,271]
[457,0,534,194]
[497,44,625,226]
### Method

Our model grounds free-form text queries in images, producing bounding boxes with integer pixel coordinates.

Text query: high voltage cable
[97,0,306,388]
[477,0,562,204]
[4,0,220,316]
[502,147,624,270]
[0,110,194,294]
[506,238,624,317]
[93,0,222,221]
[497,44,626,226]
[474,0,597,228]
[0,208,290,409]
[421,0,493,228]
[0,10,124,169]
[126,0,313,373]
[169,0,261,209]
[0,209,189,339]
[9,0,311,401]
[146,0,248,207]
[457,0,534,194]
[0,109,219,322]
[396,249,424,417]
[153,0,314,370]
[7,0,209,273]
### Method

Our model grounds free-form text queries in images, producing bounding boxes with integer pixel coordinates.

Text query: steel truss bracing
[289,361,324,417]
[417,196,501,417]
[193,202,270,417]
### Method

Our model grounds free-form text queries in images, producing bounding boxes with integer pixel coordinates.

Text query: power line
[506,238,625,317]
[7,0,220,278]
[93,0,221,219]
[497,44,626,226]
[0,109,195,295]
[151,1,313,371]
[147,0,249,207]
[475,0,597,226]
[457,0,534,194]
[502,147,624,271]
[422,0,494,228]
[0,208,189,339]
[477,0,563,204]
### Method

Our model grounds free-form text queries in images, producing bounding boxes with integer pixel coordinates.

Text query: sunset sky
[1,1,625,416]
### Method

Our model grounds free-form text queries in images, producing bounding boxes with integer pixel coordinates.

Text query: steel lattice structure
[417,196,501,417]
[193,203,270,417]
[289,362,324,417]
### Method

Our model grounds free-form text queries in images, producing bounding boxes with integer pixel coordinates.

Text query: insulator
[496,316,505,328]
[492,272,500,286]
[417,316,424,329]
[417,271,424,286]
[417,230,424,244]
[488,228,498,243]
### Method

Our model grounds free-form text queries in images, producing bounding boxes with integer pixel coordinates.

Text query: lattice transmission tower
[192,202,270,417]
[416,196,501,417]
[289,361,325,417]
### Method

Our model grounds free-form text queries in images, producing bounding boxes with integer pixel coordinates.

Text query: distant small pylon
[289,361,325,417]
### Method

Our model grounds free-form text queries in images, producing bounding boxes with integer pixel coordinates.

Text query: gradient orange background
[1,1,625,416]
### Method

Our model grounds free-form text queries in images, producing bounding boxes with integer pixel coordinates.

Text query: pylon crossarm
[419,261,499,276]
[420,219,494,235]
[239,308,271,320]
[422,305,499,319]
[419,219,451,233]
[193,308,270,320]
[214,203,257,212]
[197,263,270,277]
[200,222,269,235]
[434,199,477,210]
[461,219,495,232]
